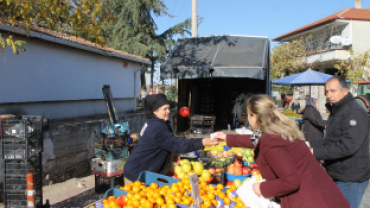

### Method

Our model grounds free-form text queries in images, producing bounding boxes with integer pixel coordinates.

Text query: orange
[133,186,141,193]
[177,181,184,188]
[167,204,176,208]
[153,192,160,199]
[89,206,95,208]
[163,185,170,189]
[216,184,223,190]
[173,196,181,203]
[147,189,154,197]
[203,200,212,208]
[103,204,110,208]
[150,183,159,189]
[127,204,135,208]
[208,193,215,200]
[159,189,166,195]
[134,181,142,186]
[134,193,142,201]
[127,193,135,200]
[184,184,191,190]
[133,200,141,207]
[123,185,132,191]
[156,197,165,206]
[171,186,179,193]
[225,189,232,196]
[236,201,244,208]
[161,204,167,208]
[102,199,108,203]
[211,200,217,207]
[166,198,175,204]
[144,200,153,208]
[166,189,172,195]
[140,198,147,205]
[229,184,237,191]
[181,198,191,205]
[217,192,225,199]
[224,198,231,205]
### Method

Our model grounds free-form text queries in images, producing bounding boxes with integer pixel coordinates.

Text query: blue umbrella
[272,69,350,86]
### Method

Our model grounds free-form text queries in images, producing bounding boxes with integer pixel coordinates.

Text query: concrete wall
[0,33,142,119]
[352,20,370,53]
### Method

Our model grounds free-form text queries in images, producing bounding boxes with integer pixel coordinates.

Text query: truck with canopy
[160,35,270,136]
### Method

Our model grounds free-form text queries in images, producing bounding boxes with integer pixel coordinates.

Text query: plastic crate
[3,189,27,207]
[137,171,179,187]
[101,188,128,201]
[2,139,27,160]
[95,174,124,193]
[225,172,250,182]
[21,115,44,132]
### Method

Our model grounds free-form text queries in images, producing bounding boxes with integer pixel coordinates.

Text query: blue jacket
[124,118,204,181]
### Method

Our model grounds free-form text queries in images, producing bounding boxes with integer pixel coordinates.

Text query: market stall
[160,35,271,135]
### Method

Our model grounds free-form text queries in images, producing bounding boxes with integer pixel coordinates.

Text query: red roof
[273,8,370,41]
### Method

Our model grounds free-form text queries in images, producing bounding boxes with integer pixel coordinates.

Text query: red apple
[249,164,258,168]
[216,168,224,173]
[209,167,217,175]
[235,167,242,175]
[251,169,260,176]
[234,160,243,169]
[242,167,250,175]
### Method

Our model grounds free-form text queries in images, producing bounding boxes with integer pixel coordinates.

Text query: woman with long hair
[301,97,326,141]
[214,94,348,208]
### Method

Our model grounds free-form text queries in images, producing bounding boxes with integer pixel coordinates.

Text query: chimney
[355,0,362,9]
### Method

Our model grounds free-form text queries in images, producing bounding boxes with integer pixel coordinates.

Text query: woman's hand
[253,182,262,195]
[202,138,218,146]
[212,131,226,141]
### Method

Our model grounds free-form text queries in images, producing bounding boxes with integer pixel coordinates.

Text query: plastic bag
[102,122,130,136]
[236,176,280,208]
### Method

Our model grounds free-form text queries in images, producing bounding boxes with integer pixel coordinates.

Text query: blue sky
[149,0,370,85]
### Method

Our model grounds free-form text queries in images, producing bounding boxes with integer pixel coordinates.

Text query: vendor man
[310,76,370,208]
[123,94,217,184]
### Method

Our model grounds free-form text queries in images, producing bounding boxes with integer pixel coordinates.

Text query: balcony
[306,49,351,64]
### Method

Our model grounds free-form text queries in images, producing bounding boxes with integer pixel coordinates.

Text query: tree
[106,0,191,97]
[334,48,370,86]
[0,0,115,54]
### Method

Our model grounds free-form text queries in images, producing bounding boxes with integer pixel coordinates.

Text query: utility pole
[192,0,197,37]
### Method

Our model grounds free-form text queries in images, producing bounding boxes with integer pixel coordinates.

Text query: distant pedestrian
[301,98,326,141]
[291,98,300,113]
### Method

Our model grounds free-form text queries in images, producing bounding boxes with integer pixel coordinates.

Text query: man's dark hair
[326,76,348,90]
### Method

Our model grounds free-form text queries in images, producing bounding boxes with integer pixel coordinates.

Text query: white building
[273,6,370,112]
[0,23,150,119]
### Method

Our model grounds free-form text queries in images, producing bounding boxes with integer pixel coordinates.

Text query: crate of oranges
[101,171,251,208]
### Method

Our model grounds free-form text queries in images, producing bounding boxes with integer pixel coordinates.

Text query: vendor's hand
[202,138,218,146]
[253,182,262,196]
[310,148,314,155]
[212,131,226,141]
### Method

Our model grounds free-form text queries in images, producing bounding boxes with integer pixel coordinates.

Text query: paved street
[360,182,370,208]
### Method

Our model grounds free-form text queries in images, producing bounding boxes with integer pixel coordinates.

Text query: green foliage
[0,0,115,54]
[105,0,191,93]
[334,47,370,86]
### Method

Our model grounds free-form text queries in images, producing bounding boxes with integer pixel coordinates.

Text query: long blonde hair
[247,94,305,142]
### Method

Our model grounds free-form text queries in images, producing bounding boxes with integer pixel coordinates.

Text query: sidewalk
[42,173,105,207]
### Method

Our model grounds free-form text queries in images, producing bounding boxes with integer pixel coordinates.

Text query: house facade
[0,23,150,119]
[273,7,370,112]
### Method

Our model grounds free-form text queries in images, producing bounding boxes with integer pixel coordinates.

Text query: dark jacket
[301,106,326,141]
[123,118,204,181]
[310,93,370,183]
[226,134,349,208]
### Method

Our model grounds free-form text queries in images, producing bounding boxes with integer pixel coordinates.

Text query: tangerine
[216,184,223,190]
[134,181,142,186]
[144,200,153,208]
[150,183,159,189]
[168,204,176,208]
[156,197,165,206]
[224,198,231,205]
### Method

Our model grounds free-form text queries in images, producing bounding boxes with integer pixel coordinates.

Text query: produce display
[282,108,301,119]
[174,159,212,182]
[107,177,251,208]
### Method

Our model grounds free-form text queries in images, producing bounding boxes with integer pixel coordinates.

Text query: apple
[216,168,224,173]
[251,169,260,176]
[177,171,186,179]
[209,167,217,175]
[235,167,242,175]
[249,164,258,168]
[174,165,183,174]
[234,179,242,189]
[180,159,190,166]
[242,167,250,175]
[227,164,235,175]
[201,170,212,181]
[235,152,244,160]
[247,156,254,163]
[193,162,204,175]
[245,149,252,157]
[181,163,192,173]
[211,150,218,156]
[223,151,230,158]
[234,160,243,169]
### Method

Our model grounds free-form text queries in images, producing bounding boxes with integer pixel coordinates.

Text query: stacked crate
[1,116,43,208]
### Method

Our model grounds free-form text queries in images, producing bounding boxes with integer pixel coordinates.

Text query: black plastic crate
[95,174,124,193]
[3,189,27,207]
[21,115,44,132]
[2,139,27,160]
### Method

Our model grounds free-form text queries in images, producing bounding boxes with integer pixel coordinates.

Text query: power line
[167,0,179,29]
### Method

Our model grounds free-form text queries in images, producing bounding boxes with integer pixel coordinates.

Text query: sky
[148,0,370,85]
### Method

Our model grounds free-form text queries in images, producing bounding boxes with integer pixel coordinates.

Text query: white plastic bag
[236,176,280,208]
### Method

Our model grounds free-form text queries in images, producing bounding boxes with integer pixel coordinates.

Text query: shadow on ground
[50,188,104,208]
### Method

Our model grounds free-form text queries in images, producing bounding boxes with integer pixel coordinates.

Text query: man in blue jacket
[310,76,370,208]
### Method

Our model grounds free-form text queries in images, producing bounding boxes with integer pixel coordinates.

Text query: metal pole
[192,0,197,37]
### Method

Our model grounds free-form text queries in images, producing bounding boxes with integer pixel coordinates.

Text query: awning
[160,35,270,80]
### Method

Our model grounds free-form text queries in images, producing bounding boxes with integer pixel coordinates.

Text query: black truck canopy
[160,35,270,80]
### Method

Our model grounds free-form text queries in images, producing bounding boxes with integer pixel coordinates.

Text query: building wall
[352,20,370,53]
[0,33,142,119]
